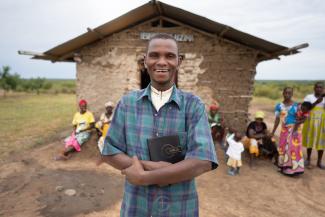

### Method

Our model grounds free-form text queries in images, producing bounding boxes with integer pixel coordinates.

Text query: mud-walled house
[20,1,308,131]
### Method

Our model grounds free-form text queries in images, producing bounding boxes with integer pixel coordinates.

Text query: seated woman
[243,111,278,167]
[96,101,114,153]
[208,102,224,145]
[55,99,95,160]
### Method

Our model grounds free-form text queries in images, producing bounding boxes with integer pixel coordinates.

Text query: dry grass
[0,93,76,159]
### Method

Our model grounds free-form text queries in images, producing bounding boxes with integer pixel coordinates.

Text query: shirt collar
[137,83,182,109]
[151,85,173,98]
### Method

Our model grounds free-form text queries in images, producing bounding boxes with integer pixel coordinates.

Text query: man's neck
[151,83,174,91]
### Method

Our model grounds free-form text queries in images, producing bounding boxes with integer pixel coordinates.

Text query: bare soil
[1,101,325,217]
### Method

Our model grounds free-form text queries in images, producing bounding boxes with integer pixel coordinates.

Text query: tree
[29,77,46,94]
[0,65,21,97]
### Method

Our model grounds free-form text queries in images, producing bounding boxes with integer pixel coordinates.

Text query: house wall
[77,21,257,131]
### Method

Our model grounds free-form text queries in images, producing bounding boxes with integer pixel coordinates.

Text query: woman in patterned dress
[271,87,307,176]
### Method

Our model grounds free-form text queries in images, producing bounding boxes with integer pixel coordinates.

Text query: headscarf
[255,111,265,119]
[209,104,219,111]
[79,99,87,106]
[105,101,114,108]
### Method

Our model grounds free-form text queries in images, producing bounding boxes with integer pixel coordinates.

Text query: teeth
[156,69,168,72]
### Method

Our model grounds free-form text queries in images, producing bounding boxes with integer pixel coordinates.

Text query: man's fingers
[133,156,141,165]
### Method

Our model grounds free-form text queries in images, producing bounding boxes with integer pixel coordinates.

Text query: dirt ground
[1,101,325,217]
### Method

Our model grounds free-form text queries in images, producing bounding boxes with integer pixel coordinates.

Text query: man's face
[314,83,324,95]
[144,38,181,88]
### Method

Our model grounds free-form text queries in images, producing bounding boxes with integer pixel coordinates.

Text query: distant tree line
[254,80,324,100]
[0,65,75,96]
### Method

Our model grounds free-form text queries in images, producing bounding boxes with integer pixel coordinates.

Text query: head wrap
[105,101,114,108]
[255,111,265,119]
[209,104,219,111]
[79,99,87,106]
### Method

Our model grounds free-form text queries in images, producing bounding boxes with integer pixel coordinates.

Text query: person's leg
[317,150,325,169]
[305,148,312,167]
[54,146,74,161]
[235,167,240,175]
[227,167,235,176]
[63,146,75,156]
[273,151,279,166]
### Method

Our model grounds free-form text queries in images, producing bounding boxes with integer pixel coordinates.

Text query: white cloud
[0,0,324,79]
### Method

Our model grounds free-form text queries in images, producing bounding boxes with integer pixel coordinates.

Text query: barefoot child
[226,131,244,176]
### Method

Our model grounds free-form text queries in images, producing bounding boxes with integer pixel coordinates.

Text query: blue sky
[1,0,324,80]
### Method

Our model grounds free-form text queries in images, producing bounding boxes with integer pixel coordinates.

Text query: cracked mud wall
[76,22,257,131]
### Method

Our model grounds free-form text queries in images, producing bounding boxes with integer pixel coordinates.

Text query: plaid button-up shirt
[102,85,218,217]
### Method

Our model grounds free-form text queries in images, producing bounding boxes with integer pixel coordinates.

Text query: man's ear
[177,54,183,68]
[143,55,148,68]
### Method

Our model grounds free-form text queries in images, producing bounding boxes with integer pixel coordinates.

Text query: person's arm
[311,96,323,109]
[99,153,172,171]
[248,128,258,139]
[123,99,217,186]
[271,104,281,137]
[122,156,211,186]
[73,125,77,132]
[101,153,132,170]
[271,116,280,136]
[77,122,95,133]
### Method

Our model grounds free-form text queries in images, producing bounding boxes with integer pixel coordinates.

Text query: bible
[147,135,185,164]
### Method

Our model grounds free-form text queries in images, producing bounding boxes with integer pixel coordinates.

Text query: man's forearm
[101,154,171,171]
[101,153,132,170]
[142,159,212,186]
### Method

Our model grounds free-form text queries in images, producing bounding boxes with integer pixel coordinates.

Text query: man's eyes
[166,54,176,59]
[148,53,176,59]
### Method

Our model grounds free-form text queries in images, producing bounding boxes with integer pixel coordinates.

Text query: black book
[147,135,185,164]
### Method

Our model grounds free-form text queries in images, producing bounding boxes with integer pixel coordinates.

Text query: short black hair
[146,33,179,54]
[301,101,312,110]
[283,86,293,93]
[314,81,324,88]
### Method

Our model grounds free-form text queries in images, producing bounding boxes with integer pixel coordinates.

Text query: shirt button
[154,113,158,117]
[156,132,159,136]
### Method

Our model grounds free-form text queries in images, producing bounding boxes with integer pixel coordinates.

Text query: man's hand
[122,156,148,186]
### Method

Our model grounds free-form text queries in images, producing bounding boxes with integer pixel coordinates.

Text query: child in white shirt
[226,132,244,176]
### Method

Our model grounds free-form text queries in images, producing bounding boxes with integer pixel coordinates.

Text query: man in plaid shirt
[101,33,218,217]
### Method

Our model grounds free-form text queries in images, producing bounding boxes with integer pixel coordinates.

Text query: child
[294,101,312,132]
[226,131,244,176]
[296,101,312,121]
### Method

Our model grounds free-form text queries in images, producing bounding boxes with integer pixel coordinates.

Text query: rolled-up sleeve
[102,100,127,156]
[185,99,218,169]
